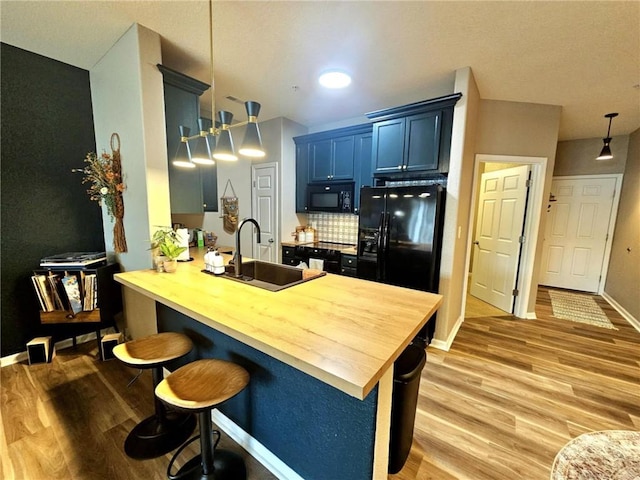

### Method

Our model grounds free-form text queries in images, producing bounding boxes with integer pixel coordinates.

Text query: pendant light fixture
[191,119,214,165]
[596,112,618,160]
[172,126,195,168]
[173,0,265,168]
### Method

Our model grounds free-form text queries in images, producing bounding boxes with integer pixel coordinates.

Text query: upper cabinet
[366,93,462,177]
[294,124,372,213]
[158,65,217,214]
[308,136,355,182]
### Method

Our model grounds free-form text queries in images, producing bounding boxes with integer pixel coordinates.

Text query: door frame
[464,154,547,319]
[251,162,279,261]
[545,174,623,295]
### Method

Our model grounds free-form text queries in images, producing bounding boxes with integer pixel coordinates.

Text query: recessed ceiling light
[318,71,352,89]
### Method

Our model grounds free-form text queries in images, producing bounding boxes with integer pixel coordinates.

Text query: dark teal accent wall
[1,43,105,356]
[157,304,378,480]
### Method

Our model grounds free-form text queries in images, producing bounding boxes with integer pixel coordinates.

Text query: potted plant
[150,227,187,273]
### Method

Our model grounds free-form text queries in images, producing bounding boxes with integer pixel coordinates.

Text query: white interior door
[470,165,531,312]
[251,163,278,262]
[539,176,616,292]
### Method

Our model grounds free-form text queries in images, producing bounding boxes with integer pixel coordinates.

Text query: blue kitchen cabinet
[371,118,405,174]
[367,93,462,177]
[158,64,213,214]
[295,142,310,213]
[294,123,372,213]
[309,136,355,182]
[354,132,372,213]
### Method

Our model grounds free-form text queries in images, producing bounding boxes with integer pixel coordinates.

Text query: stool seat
[113,332,193,368]
[156,359,250,480]
[156,359,250,411]
[112,332,196,460]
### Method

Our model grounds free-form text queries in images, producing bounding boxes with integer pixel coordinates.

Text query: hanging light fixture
[596,112,618,160]
[238,101,265,157]
[172,126,195,168]
[191,118,214,165]
[174,0,265,168]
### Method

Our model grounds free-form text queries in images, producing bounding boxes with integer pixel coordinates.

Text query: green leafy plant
[150,227,187,260]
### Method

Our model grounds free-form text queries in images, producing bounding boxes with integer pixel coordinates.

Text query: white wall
[90,23,171,272]
[433,66,480,348]
[475,100,562,313]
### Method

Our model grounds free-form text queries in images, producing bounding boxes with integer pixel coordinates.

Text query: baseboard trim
[211,409,303,480]
[602,292,640,333]
[0,330,110,368]
[429,314,464,352]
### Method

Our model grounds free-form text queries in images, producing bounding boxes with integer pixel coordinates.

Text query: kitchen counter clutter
[114,249,442,479]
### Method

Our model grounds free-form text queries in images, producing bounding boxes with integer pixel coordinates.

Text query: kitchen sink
[211,260,326,291]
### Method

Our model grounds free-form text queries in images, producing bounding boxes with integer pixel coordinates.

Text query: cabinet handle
[403,165,407,170]
[397,165,403,170]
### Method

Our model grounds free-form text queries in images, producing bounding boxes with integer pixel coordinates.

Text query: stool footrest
[124,411,196,460]
[171,449,247,480]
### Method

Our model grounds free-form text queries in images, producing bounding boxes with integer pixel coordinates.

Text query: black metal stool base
[124,411,196,460]
[173,449,247,480]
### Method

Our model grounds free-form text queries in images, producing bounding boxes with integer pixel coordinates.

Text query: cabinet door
[309,140,332,182]
[354,133,372,214]
[199,117,219,212]
[404,110,441,172]
[331,136,355,180]
[296,143,310,213]
[164,83,204,214]
[372,118,405,174]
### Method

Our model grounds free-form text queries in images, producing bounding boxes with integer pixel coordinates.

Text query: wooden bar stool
[155,359,250,480]
[113,332,197,459]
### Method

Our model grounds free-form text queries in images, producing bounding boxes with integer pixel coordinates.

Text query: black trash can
[388,343,427,474]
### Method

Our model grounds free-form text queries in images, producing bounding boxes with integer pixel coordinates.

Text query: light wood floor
[2,288,638,480]
[390,287,640,480]
[0,342,277,480]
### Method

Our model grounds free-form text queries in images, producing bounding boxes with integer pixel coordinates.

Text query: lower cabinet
[340,254,358,277]
[282,246,303,266]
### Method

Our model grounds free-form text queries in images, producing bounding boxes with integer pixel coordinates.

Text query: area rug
[548,290,617,330]
[551,430,640,480]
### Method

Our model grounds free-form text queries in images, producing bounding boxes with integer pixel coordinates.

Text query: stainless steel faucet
[235,218,261,277]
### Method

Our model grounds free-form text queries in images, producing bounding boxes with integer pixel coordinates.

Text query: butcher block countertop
[114,252,442,400]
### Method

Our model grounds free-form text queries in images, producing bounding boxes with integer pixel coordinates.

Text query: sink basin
[211,260,326,291]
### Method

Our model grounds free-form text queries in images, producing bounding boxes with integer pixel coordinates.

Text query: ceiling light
[319,71,352,89]
[596,112,618,160]
[174,0,264,168]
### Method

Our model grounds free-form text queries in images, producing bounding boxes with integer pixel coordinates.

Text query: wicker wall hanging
[221,179,239,234]
[110,133,127,253]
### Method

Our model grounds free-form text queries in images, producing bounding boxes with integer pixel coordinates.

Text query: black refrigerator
[357,184,446,341]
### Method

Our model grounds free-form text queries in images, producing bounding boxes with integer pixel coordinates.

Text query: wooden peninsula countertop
[114,253,442,400]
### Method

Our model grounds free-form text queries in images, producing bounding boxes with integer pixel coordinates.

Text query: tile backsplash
[308,213,359,244]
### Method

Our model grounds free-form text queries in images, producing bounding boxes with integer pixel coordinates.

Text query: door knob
[473,241,480,246]
[268,238,274,243]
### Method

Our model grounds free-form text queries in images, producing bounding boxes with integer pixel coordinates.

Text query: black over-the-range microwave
[307,182,354,213]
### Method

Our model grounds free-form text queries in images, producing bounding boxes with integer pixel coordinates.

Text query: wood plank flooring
[0,342,277,480]
[2,287,638,480]
[390,287,640,480]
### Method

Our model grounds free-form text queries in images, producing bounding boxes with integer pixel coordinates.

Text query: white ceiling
[1,1,639,141]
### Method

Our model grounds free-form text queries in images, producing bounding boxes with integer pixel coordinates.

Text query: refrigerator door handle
[376,212,384,281]
[380,212,391,281]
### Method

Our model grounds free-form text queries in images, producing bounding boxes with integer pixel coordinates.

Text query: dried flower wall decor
[73,133,128,253]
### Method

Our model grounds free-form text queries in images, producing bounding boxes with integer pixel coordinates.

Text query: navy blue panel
[1,43,103,355]
[157,304,378,480]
